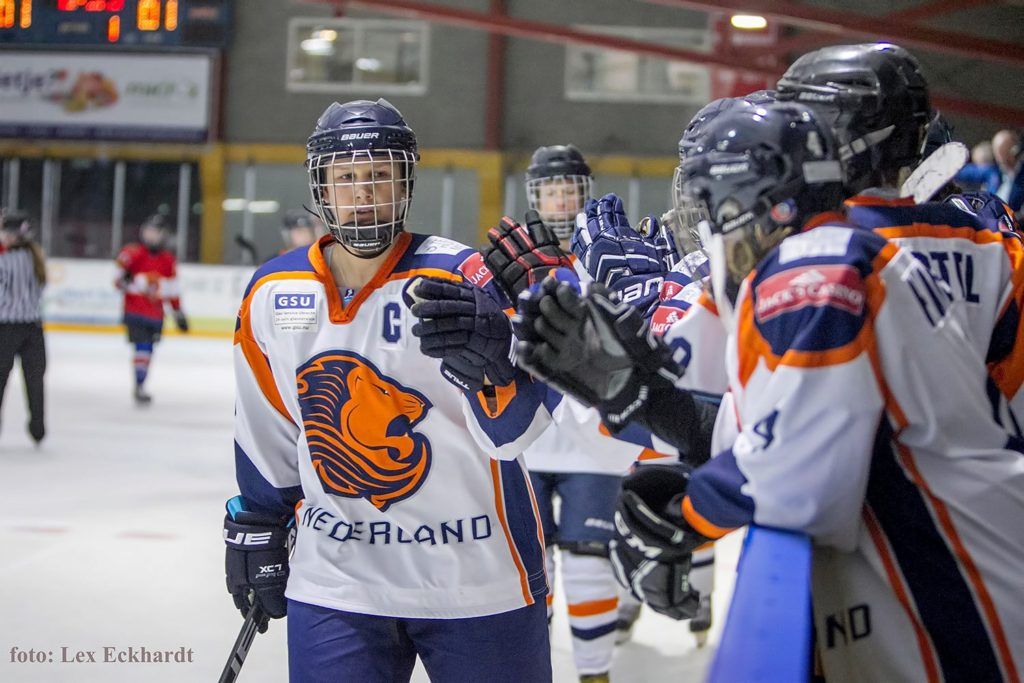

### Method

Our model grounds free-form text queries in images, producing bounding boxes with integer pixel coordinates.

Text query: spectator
[956,130,1024,211]
[0,210,47,445]
[993,129,1024,210]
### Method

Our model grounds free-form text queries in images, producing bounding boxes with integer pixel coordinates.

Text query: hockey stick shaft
[218,604,265,683]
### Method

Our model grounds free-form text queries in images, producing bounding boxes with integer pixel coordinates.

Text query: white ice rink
[0,331,740,682]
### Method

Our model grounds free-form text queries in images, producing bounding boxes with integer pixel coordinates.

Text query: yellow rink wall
[1,140,677,264]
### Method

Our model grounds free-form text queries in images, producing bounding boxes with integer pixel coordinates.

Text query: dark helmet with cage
[281,210,321,249]
[306,98,420,258]
[670,90,777,257]
[139,213,170,252]
[524,144,593,240]
[775,43,930,194]
[674,103,846,326]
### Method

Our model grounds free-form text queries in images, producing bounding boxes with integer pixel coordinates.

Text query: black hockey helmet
[678,90,777,161]
[306,98,420,257]
[675,103,845,322]
[776,43,930,192]
[525,145,593,240]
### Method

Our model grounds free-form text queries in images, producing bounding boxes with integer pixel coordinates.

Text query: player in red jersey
[114,215,189,405]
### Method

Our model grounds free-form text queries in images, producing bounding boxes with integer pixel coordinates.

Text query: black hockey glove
[610,464,707,620]
[173,310,189,333]
[406,277,516,392]
[224,502,291,634]
[514,278,682,428]
[482,210,573,301]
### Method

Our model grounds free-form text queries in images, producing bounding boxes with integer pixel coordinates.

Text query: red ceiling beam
[765,0,1000,59]
[640,0,1024,68]
[484,0,506,150]
[932,94,1024,128]
[303,0,1024,127]
[325,0,780,79]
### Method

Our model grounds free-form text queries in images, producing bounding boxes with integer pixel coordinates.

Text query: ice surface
[0,332,739,682]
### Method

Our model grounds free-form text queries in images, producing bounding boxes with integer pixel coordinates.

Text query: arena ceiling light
[730,14,767,29]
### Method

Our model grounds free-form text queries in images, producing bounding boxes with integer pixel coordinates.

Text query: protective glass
[526,174,593,240]
[669,165,711,257]
[307,149,417,256]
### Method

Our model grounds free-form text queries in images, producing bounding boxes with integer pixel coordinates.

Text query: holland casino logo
[297,351,432,511]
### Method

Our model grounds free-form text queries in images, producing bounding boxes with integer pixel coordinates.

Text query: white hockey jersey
[523,393,645,474]
[680,224,1024,682]
[233,233,554,619]
[845,194,1024,435]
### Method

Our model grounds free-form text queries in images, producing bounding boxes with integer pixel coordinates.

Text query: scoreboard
[0,0,230,48]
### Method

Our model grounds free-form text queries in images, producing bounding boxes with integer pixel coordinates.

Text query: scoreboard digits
[0,0,228,46]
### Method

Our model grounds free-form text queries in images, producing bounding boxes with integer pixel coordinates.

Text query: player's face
[0,229,17,248]
[323,155,406,227]
[536,178,584,224]
[140,225,166,249]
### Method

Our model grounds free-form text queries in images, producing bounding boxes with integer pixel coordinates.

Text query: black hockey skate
[134,386,153,406]
[689,595,712,648]
[614,601,641,645]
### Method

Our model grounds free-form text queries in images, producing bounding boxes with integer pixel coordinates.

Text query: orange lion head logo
[297,351,432,511]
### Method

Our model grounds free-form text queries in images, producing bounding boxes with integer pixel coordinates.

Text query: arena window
[565,25,711,104]
[285,18,429,96]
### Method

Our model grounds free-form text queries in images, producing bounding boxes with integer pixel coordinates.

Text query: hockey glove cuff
[224,500,291,633]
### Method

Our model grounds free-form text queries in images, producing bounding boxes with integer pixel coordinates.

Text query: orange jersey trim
[864,325,1021,683]
[568,597,619,618]
[308,232,414,324]
[695,290,718,315]
[873,224,1009,245]
[235,270,322,425]
[843,195,916,208]
[736,242,896,388]
[863,506,942,683]
[681,495,733,540]
[489,460,534,605]
[803,210,849,231]
[895,440,1021,683]
[387,267,462,286]
[989,238,1024,399]
[476,381,517,418]
[637,447,668,461]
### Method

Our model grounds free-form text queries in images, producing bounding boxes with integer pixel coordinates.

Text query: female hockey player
[485,145,642,682]
[516,101,1024,683]
[223,98,553,682]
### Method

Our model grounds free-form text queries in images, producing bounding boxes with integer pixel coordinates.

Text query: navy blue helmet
[674,103,846,315]
[670,90,777,254]
[525,145,593,240]
[677,90,776,161]
[306,98,420,257]
[776,43,930,193]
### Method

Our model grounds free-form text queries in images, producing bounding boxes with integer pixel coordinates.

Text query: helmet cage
[307,148,417,257]
[525,174,593,240]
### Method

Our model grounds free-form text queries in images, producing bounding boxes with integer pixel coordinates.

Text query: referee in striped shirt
[0,210,47,445]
